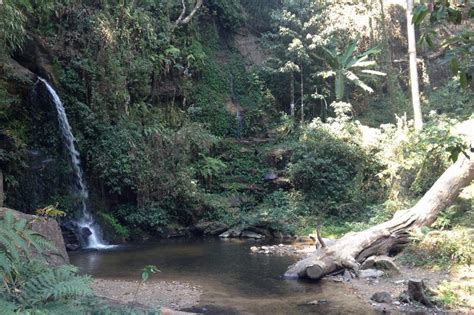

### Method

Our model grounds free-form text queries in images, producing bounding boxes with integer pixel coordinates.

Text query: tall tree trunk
[290,73,295,118]
[285,147,474,280]
[379,0,399,102]
[300,64,304,123]
[406,0,423,130]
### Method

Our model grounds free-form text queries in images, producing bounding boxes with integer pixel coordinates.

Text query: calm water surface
[70,238,377,314]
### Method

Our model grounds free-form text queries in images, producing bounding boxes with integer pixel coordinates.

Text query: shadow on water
[70,238,381,314]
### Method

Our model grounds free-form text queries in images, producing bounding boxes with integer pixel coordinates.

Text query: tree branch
[174,0,203,29]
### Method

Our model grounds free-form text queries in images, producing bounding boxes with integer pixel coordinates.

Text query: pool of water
[70,238,377,314]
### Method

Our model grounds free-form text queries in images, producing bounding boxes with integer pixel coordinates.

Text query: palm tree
[319,42,386,100]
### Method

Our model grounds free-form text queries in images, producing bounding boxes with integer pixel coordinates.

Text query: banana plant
[318,42,386,100]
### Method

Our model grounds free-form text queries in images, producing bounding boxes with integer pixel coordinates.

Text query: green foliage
[116,204,170,232]
[0,211,93,313]
[399,228,473,269]
[35,205,66,218]
[99,213,130,240]
[289,124,382,218]
[414,1,473,87]
[424,79,474,120]
[193,155,227,189]
[377,114,466,202]
[318,42,385,100]
[132,265,160,307]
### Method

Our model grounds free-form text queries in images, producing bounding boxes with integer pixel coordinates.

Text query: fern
[0,210,94,313]
[21,265,92,306]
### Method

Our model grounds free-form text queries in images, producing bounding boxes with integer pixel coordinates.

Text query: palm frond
[345,71,374,93]
[361,69,386,76]
[340,41,358,66]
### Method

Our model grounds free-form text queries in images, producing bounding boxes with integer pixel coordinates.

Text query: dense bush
[289,122,382,218]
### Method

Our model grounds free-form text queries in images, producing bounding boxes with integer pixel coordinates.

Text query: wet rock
[361,255,400,275]
[250,246,259,253]
[246,226,272,238]
[193,221,228,236]
[359,269,384,279]
[81,226,92,237]
[161,225,189,238]
[219,227,243,238]
[271,230,283,239]
[66,244,80,251]
[0,208,69,265]
[241,230,264,239]
[371,292,392,303]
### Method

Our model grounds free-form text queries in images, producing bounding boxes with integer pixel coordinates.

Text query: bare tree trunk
[406,0,423,130]
[285,149,474,280]
[300,64,304,123]
[290,73,295,117]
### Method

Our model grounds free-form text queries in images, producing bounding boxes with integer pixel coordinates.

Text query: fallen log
[285,144,474,280]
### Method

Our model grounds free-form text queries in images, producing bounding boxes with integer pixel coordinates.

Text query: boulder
[371,292,392,304]
[160,225,189,238]
[193,221,229,236]
[240,230,264,239]
[0,208,69,265]
[361,255,400,275]
[245,226,272,238]
[219,227,243,238]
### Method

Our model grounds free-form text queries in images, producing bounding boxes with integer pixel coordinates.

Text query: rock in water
[219,227,243,238]
[371,292,392,304]
[0,208,69,265]
[193,221,228,236]
[241,230,264,239]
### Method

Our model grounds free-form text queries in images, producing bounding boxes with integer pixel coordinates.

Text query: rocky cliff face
[0,208,69,266]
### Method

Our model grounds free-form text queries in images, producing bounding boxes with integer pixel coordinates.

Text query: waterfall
[38,78,112,249]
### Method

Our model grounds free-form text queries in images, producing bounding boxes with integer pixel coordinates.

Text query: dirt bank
[92,279,202,310]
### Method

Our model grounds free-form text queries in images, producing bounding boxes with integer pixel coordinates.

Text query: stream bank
[250,242,473,314]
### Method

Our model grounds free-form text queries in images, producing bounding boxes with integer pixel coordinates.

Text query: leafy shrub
[289,125,381,218]
[99,213,130,240]
[424,79,474,120]
[399,228,473,269]
[116,204,170,232]
[376,114,467,205]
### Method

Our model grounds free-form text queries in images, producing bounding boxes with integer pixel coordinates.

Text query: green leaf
[449,59,459,75]
[412,5,429,25]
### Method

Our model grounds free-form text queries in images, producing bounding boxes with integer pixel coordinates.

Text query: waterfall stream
[38,78,111,249]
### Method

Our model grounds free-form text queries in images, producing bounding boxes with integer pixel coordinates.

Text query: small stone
[250,246,258,253]
[359,269,384,279]
[307,299,328,305]
[371,291,392,304]
[343,270,352,282]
